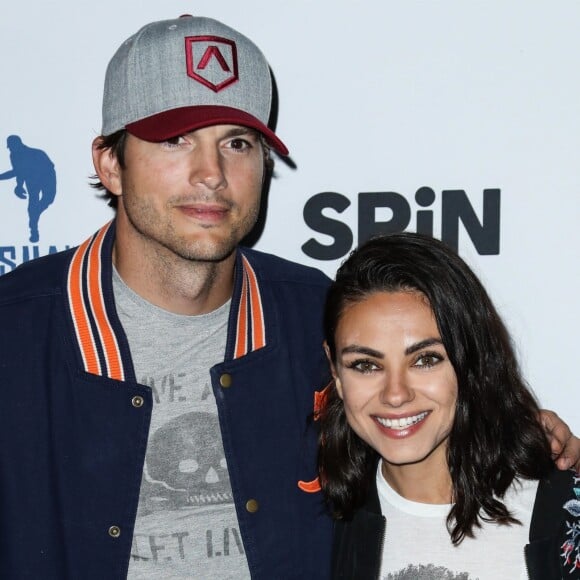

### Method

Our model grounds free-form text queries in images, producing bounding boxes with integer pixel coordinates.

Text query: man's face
[114,124,265,263]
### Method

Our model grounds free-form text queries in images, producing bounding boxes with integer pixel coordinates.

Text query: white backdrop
[0,1,578,428]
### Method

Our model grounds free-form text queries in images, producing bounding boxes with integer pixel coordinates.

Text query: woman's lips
[374,411,430,438]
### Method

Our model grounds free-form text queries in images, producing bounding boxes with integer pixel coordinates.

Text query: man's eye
[229,138,251,151]
[162,136,187,148]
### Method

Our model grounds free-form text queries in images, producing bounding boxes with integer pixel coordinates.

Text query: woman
[318,232,580,580]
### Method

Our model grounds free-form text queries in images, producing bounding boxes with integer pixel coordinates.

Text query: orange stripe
[234,269,249,359]
[67,237,101,375]
[242,256,265,350]
[86,225,124,381]
[297,478,321,493]
[313,381,332,419]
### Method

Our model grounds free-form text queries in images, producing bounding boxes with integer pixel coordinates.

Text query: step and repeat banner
[0,1,578,427]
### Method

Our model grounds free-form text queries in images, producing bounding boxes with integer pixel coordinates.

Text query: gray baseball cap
[101,15,288,155]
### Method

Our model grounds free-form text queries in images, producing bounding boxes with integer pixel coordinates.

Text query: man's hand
[540,409,580,472]
[14,185,26,199]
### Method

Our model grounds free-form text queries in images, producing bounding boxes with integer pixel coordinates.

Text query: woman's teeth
[377,411,428,430]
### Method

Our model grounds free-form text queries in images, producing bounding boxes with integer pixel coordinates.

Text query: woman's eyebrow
[405,337,443,356]
[340,338,443,358]
[340,345,383,358]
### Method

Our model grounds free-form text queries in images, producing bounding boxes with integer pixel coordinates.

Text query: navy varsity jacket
[0,221,333,579]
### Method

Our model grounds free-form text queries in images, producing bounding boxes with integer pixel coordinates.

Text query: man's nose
[189,143,227,191]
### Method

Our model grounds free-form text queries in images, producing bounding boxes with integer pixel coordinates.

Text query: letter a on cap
[185,36,239,92]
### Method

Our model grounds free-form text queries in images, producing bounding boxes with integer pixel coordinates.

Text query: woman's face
[327,290,458,474]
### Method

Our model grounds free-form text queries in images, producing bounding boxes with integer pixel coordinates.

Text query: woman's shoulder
[530,468,580,541]
[526,469,580,579]
[537,468,579,508]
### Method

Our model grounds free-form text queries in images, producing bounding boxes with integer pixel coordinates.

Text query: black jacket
[332,468,580,579]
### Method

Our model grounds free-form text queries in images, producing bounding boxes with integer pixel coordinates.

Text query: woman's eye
[347,360,378,374]
[415,353,442,368]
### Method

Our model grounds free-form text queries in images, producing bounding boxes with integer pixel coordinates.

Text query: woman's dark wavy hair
[89,129,274,209]
[318,232,552,545]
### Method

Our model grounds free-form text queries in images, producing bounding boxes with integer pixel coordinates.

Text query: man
[0,135,57,242]
[0,15,577,580]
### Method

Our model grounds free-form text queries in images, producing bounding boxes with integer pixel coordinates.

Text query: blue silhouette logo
[0,135,56,242]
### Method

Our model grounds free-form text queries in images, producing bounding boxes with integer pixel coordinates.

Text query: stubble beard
[122,193,261,265]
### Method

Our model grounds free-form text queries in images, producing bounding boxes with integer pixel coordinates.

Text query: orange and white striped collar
[232,253,266,359]
[66,221,268,381]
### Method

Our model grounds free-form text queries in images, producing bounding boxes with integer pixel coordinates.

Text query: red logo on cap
[185,36,239,92]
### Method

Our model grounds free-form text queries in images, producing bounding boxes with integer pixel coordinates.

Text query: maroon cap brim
[125,105,288,156]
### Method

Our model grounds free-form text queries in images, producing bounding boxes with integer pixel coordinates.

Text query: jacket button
[131,395,144,408]
[108,525,121,538]
[220,373,232,388]
[245,499,259,513]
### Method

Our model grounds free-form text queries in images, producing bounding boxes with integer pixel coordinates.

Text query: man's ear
[92,137,122,197]
[323,341,344,400]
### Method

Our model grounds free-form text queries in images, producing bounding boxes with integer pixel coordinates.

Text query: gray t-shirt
[113,269,251,579]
